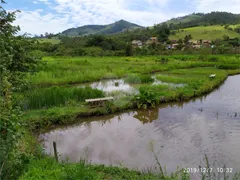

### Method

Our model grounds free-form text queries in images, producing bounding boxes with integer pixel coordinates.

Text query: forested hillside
[61,20,142,36]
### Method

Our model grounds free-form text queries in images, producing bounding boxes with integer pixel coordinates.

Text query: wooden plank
[85,97,114,103]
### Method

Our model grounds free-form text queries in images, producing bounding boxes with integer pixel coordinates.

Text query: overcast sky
[4,0,240,35]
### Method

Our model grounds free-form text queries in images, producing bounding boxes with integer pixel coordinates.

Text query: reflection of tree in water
[134,108,159,124]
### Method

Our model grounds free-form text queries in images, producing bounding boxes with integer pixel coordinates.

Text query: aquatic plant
[124,74,154,84]
[21,86,104,110]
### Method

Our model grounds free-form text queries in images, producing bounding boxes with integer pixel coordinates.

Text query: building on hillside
[145,37,159,46]
[170,40,178,44]
[202,40,212,45]
[192,45,202,49]
[189,40,201,45]
[150,37,158,43]
[132,40,143,48]
[171,43,179,49]
[166,43,180,50]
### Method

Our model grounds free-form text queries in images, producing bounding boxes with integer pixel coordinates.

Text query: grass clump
[124,74,154,84]
[21,86,104,110]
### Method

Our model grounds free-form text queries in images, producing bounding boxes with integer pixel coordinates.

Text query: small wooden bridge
[85,97,114,108]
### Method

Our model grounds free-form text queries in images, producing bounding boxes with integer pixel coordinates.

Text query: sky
[3,0,240,35]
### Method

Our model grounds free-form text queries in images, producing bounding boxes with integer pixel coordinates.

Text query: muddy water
[41,75,240,174]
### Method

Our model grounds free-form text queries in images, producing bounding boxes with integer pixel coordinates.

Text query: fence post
[53,141,58,162]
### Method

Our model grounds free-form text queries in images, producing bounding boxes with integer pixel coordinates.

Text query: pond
[77,75,184,95]
[40,75,240,176]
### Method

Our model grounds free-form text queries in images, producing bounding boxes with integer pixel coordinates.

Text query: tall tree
[0,1,40,179]
[157,23,170,43]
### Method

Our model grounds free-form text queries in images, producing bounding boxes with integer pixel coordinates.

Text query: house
[202,40,212,44]
[189,40,200,45]
[145,37,159,46]
[171,43,179,49]
[170,40,178,44]
[150,37,158,43]
[132,40,143,48]
[192,45,201,49]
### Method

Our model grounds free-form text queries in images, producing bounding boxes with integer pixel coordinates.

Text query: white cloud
[192,0,240,13]
[14,10,74,35]
[37,0,51,5]
[11,0,240,35]
[14,0,178,35]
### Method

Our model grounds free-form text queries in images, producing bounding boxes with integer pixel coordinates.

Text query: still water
[77,75,184,95]
[41,75,240,175]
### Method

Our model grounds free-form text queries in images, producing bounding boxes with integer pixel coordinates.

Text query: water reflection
[41,75,240,176]
[78,75,185,94]
[134,109,159,124]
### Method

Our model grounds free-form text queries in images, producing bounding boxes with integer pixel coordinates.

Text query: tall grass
[124,74,154,84]
[21,86,104,110]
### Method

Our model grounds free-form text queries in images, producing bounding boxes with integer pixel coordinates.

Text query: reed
[22,86,104,110]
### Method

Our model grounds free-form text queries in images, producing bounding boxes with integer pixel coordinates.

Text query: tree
[222,35,230,41]
[125,43,133,56]
[184,34,193,44]
[0,1,40,179]
[157,23,170,43]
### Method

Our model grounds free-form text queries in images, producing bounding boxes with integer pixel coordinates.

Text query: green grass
[134,68,228,109]
[170,25,240,40]
[28,55,240,86]
[20,86,104,110]
[20,157,189,180]
[37,38,61,44]
[23,55,240,124]
[124,74,154,84]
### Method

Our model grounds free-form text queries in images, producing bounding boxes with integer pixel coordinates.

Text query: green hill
[61,20,143,36]
[164,12,240,30]
[170,25,240,40]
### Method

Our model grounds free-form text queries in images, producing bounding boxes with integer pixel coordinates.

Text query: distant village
[131,37,214,50]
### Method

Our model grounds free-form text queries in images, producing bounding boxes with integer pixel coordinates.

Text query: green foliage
[134,86,163,109]
[166,12,240,30]
[124,74,154,84]
[125,43,133,56]
[0,1,41,179]
[21,86,104,110]
[156,23,170,43]
[170,25,240,41]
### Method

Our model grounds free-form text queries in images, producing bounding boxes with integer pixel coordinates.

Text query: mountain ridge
[61,20,143,36]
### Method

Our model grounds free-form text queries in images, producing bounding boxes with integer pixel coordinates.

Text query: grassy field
[28,55,237,86]
[170,25,240,40]
[37,38,61,44]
